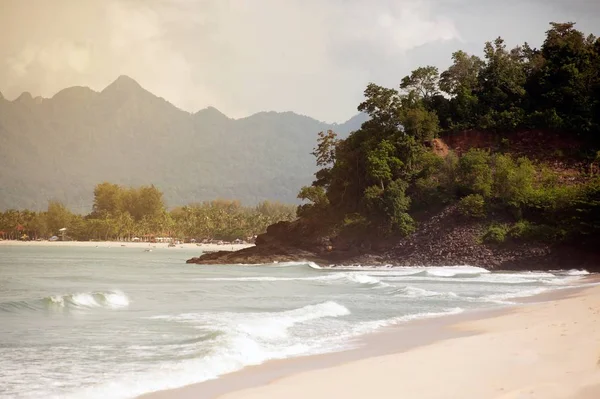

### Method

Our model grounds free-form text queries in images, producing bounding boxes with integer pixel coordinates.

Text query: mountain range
[0,76,367,211]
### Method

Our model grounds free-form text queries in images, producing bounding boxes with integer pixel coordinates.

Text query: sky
[1,0,599,123]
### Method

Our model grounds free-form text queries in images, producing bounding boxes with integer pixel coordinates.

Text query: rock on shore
[187,205,600,270]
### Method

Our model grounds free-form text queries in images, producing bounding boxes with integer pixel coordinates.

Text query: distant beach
[0,240,254,252]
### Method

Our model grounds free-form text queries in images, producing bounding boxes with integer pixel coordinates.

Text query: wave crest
[0,291,129,313]
[47,291,129,309]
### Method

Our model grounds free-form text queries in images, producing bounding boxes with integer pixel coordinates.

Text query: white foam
[342,273,382,285]
[198,272,385,286]
[565,269,590,276]
[398,286,459,299]
[235,301,350,339]
[64,333,313,399]
[484,287,549,301]
[327,265,489,276]
[149,301,350,340]
[100,304,464,399]
[353,307,465,333]
[102,291,130,309]
[380,272,567,285]
[424,266,490,277]
[266,261,323,269]
[47,291,130,310]
[70,293,100,308]
[96,301,351,399]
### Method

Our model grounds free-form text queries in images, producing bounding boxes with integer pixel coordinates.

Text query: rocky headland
[187,203,600,271]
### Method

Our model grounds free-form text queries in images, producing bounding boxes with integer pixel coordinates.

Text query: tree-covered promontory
[294,22,599,248]
[294,22,599,246]
[288,23,600,256]
[190,23,600,268]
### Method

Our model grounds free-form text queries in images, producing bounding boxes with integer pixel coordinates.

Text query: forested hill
[0,76,367,211]
[190,22,600,269]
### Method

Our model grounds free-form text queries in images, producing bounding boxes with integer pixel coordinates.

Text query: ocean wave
[328,265,490,277]
[483,287,549,301]
[65,330,313,399]
[0,291,129,313]
[150,301,350,340]
[343,273,382,285]
[197,272,386,286]
[395,286,459,299]
[380,272,574,286]
[422,266,490,278]
[565,269,590,276]
[353,307,465,333]
[107,303,463,399]
[266,261,323,269]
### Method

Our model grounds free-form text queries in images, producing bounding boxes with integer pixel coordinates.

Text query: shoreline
[141,276,600,399]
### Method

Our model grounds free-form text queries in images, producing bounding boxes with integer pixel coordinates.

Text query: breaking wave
[0,291,129,313]
[198,272,386,286]
[564,269,590,276]
[396,286,459,298]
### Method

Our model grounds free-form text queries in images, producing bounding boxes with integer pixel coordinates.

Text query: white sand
[216,285,600,399]
[0,240,253,252]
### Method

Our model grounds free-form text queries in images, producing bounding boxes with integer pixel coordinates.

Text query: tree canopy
[297,22,600,243]
[0,183,296,242]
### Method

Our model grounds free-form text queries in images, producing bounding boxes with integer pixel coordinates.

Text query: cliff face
[187,204,600,270]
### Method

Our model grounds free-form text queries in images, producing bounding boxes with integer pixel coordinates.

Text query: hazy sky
[1,0,599,122]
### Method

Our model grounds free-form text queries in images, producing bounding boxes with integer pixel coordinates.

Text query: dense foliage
[0,183,296,241]
[432,22,600,145]
[298,22,600,244]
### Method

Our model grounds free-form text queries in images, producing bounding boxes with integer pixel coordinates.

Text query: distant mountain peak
[195,106,230,120]
[52,86,98,102]
[14,92,33,103]
[102,75,144,94]
[0,91,4,100]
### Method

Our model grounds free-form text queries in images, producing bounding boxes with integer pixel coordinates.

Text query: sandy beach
[0,240,254,252]
[145,282,600,399]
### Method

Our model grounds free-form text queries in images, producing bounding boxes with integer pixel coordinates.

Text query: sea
[0,245,593,399]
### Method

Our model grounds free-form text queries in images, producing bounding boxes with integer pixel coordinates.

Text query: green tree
[440,51,484,96]
[46,201,74,235]
[92,182,124,216]
[125,185,166,221]
[297,186,329,218]
[439,51,484,129]
[366,140,403,189]
[477,37,527,130]
[311,130,339,187]
[357,83,402,129]
[401,106,439,143]
[400,66,440,101]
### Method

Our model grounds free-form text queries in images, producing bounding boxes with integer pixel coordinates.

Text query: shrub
[457,149,492,197]
[508,220,566,243]
[482,223,509,244]
[492,154,535,209]
[507,220,532,240]
[458,194,486,218]
[342,213,369,228]
[525,185,580,213]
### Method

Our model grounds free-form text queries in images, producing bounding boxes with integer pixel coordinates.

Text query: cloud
[0,0,599,122]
